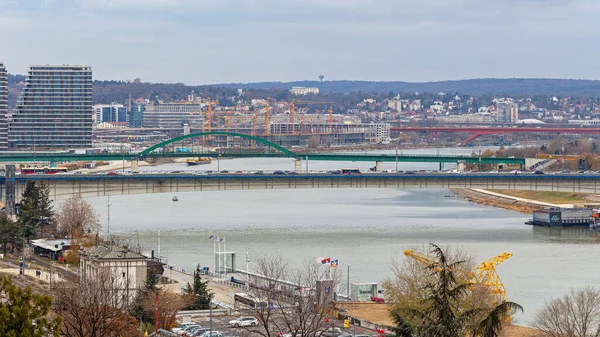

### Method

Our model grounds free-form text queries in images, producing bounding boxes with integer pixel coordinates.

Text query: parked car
[198,331,223,337]
[559,170,571,174]
[229,316,259,327]
[188,327,210,336]
[273,170,286,175]
[106,171,119,176]
[177,325,201,335]
[509,170,521,174]
[172,323,197,334]
[318,327,350,337]
[533,170,544,175]
[254,170,264,175]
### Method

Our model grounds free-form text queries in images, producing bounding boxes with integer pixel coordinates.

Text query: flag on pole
[320,257,331,265]
[209,235,214,240]
[330,260,338,268]
[220,237,225,243]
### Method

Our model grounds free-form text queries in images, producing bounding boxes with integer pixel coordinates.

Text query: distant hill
[215,79,600,96]
[7,75,600,108]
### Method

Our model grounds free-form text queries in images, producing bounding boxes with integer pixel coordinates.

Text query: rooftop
[31,238,72,252]
[82,245,148,260]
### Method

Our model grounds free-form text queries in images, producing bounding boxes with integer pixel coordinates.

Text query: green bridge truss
[0,131,525,164]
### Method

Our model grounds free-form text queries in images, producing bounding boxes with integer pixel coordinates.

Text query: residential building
[80,245,153,305]
[289,87,319,95]
[144,102,205,129]
[387,99,402,112]
[496,102,519,123]
[0,62,7,150]
[9,65,93,149]
[94,104,127,124]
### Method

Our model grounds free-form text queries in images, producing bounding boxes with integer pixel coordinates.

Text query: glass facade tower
[9,65,93,149]
[0,63,7,151]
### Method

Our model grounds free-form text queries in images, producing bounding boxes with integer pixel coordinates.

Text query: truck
[176,147,190,153]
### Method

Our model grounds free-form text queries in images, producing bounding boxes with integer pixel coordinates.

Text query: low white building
[289,87,320,95]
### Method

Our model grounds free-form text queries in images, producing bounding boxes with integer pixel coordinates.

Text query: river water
[85,146,600,324]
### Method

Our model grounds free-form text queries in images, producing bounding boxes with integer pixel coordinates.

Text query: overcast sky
[1,0,599,84]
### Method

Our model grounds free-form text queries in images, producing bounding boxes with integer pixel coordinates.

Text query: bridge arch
[139,131,298,157]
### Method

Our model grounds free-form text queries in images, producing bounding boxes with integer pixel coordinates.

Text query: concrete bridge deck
[5,173,600,202]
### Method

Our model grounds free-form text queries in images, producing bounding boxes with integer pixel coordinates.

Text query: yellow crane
[289,100,335,134]
[206,98,219,134]
[403,249,512,304]
[473,253,513,303]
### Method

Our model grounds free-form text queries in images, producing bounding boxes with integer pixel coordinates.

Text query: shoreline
[451,188,542,214]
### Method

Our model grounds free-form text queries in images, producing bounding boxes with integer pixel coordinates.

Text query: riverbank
[452,188,548,213]
[452,188,600,213]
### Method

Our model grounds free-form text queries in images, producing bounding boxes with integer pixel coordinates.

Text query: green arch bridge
[0,131,526,165]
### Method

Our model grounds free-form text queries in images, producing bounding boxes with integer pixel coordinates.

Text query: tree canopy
[0,276,61,337]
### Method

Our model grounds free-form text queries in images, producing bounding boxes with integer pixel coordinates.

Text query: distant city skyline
[1,1,600,84]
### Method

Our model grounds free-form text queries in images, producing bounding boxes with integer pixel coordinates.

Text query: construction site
[94,97,392,147]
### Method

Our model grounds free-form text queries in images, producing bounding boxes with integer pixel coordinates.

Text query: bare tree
[54,272,141,337]
[144,289,189,331]
[533,286,600,337]
[57,194,100,238]
[238,254,341,337]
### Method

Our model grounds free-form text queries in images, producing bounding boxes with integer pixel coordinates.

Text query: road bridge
[391,126,600,146]
[4,173,600,203]
[0,132,525,167]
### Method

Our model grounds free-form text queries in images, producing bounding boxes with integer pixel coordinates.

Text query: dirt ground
[336,302,538,337]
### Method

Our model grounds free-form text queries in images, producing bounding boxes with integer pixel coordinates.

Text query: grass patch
[488,190,592,204]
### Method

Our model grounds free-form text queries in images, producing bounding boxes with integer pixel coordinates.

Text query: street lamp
[217,154,221,173]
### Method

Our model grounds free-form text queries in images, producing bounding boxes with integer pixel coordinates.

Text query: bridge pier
[375,161,384,172]
[457,161,466,172]
[131,160,139,172]
[295,159,302,172]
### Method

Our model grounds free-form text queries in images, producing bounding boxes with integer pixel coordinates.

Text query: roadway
[6,171,600,202]
[0,152,525,164]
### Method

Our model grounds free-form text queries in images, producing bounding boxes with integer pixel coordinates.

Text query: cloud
[2,0,600,83]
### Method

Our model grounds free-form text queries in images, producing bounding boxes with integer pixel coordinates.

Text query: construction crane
[265,103,271,136]
[403,249,512,304]
[473,253,513,303]
[206,98,219,134]
[289,100,335,134]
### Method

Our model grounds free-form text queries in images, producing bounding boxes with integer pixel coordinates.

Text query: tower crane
[289,100,335,134]
[206,98,218,134]
[403,249,512,305]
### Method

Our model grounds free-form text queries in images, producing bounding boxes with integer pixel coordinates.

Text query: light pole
[395,144,399,173]
[217,154,221,173]
[246,248,250,290]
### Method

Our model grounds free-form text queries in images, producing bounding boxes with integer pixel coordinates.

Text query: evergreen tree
[392,244,523,337]
[0,212,21,254]
[129,273,159,324]
[184,265,214,310]
[0,276,61,336]
[18,182,40,240]
[17,182,55,240]
[36,182,55,236]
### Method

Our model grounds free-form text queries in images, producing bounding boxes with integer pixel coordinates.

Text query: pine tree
[129,273,159,324]
[36,182,55,237]
[0,276,61,336]
[0,212,21,254]
[17,182,55,240]
[18,182,40,241]
[184,265,213,310]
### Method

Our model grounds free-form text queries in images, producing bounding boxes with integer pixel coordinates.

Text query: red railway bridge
[390,127,600,146]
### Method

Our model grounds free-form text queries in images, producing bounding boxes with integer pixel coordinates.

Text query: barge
[526,208,592,227]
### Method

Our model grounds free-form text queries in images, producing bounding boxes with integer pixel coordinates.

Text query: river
[85,146,599,324]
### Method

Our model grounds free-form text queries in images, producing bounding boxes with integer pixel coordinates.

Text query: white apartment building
[289,87,320,95]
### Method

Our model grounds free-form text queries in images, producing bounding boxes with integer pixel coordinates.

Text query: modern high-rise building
[9,65,93,149]
[93,104,127,124]
[128,102,145,128]
[0,62,8,151]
